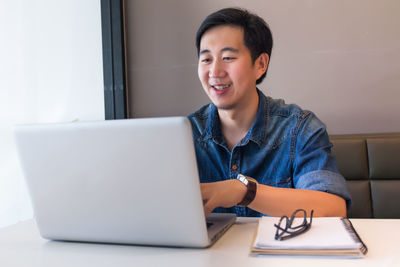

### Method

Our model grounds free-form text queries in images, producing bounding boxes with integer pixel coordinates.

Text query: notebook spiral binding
[341,218,368,255]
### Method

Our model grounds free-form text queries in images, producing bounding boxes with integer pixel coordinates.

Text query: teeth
[213,84,230,90]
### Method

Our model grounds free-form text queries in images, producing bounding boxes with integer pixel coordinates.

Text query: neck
[218,90,259,150]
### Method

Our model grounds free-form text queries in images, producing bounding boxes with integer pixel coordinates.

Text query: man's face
[198,25,266,111]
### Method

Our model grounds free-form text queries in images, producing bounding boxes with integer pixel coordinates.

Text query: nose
[209,60,226,78]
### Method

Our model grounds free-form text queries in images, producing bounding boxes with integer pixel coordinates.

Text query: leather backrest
[330,133,400,218]
[330,136,371,218]
[367,138,400,179]
[367,137,400,218]
[331,139,368,180]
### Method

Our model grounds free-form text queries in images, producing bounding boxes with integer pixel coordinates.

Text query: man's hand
[200,180,247,217]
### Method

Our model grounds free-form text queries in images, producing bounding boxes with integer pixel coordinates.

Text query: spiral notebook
[251,217,367,257]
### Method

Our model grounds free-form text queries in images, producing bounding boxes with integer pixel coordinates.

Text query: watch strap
[236,174,257,207]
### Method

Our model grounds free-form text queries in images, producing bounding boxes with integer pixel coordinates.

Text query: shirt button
[232,165,238,171]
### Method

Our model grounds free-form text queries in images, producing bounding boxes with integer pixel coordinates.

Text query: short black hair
[196,7,273,84]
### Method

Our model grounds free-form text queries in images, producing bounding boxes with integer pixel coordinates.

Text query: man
[188,8,351,217]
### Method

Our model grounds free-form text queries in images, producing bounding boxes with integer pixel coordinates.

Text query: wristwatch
[236,174,258,207]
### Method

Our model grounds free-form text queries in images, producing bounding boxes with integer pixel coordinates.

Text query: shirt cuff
[295,170,352,209]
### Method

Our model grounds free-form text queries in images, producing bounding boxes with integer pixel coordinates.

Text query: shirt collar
[201,103,224,144]
[244,89,269,146]
[201,89,269,147]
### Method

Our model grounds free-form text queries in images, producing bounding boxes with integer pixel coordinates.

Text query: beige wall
[125,0,400,134]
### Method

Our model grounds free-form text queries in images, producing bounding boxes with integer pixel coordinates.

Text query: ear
[255,53,269,80]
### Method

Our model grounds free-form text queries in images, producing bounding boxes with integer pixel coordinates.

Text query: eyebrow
[221,47,239,53]
[199,47,239,55]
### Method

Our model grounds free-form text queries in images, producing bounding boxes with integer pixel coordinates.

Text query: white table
[1,218,399,267]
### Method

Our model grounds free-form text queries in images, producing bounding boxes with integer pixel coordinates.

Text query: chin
[214,102,236,111]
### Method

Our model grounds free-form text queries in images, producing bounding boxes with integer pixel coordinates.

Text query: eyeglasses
[274,209,314,241]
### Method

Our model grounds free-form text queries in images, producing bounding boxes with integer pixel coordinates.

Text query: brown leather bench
[330,133,400,218]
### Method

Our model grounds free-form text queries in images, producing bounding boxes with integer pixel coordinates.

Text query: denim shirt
[187,90,352,217]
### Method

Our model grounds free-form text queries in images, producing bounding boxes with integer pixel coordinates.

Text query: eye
[200,58,212,64]
[223,56,236,61]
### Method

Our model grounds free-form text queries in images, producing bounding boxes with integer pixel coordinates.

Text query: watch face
[237,174,249,186]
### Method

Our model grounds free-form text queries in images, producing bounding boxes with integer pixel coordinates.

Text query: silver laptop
[14,117,236,248]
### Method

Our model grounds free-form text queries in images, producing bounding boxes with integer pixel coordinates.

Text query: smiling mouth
[211,84,232,91]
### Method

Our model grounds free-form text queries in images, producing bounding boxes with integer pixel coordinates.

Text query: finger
[203,198,216,218]
[204,203,212,218]
[202,197,209,205]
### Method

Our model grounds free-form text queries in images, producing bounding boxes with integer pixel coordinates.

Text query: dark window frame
[101,0,128,120]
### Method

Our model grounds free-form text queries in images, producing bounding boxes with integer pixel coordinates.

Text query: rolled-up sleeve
[292,112,352,209]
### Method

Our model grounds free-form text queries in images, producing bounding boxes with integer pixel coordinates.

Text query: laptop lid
[14,117,235,247]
